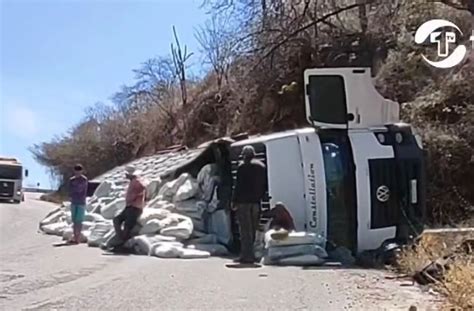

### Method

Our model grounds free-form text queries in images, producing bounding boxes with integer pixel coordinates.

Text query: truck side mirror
[25,169,29,177]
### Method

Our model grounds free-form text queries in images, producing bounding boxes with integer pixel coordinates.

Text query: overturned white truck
[88,67,426,256]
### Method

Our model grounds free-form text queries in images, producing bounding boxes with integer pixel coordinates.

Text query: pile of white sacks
[39,162,233,259]
[261,229,328,266]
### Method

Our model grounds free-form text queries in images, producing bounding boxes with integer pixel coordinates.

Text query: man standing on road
[231,145,267,264]
[111,165,146,250]
[68,164,88,244]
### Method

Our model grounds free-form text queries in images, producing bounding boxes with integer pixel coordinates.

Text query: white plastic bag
[101,198,126,219]
[174,178,199,202]
[187,243,229,256]
[208,209,232,246]
[180,248,211,259]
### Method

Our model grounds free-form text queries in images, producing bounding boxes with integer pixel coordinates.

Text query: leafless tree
[195,14,235,90]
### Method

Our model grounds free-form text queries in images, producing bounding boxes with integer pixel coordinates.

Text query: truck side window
[308,75,347,125]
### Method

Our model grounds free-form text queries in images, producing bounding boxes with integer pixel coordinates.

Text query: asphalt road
[0,194,439,310]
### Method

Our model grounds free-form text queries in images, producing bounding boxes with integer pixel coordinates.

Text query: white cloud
[2,105,39,140]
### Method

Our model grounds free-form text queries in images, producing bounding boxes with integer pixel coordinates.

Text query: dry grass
[441,257,474,310]
[397,233,474,310]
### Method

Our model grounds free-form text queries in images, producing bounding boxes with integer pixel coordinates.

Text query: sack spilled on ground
[39,161,232,260]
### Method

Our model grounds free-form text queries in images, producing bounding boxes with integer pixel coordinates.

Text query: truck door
[320,133,358,254]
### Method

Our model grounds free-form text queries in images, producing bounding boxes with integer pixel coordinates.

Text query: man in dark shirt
[231,145,267,263]
[69,164,88,244]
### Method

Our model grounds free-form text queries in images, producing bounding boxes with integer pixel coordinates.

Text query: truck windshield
[322,143,344,186]
[0,165,23,179]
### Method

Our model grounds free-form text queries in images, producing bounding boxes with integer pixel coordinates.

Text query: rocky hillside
[31,0,473,225]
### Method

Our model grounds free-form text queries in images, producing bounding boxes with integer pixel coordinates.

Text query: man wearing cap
[231,145,267,264]
[112,165,146,249]
[68,164,88,244]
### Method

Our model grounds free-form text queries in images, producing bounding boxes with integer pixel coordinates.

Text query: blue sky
[1,0,208,189]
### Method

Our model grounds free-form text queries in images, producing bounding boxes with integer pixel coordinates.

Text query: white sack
[84,213,106,223]
[153,244,184,258]
[139,219,165,235]
[101,198,126,219]
[127,234,177,255]
[62,228,90,243]
[87,222,114,247]
[160,216,193,240]
[146,196,173,210]
[276,254,325,266]
[179,248,211,259]
[40,210,65,227]
[174,178,199,202]
[94,181,113,198]
[158,173,191,200]
[197,164,218,202]
[208,209,232,246]
[98,196,115,206]
[267,244,328,261]
[150,241,184,254]
[80,221,95,231]
[42,222,69,236]
[139,208,170,225]
[174,200,205,219]
[264,230,326,248]
[158,215,181,230]
[187,244,229,256]
[62,202,71,212]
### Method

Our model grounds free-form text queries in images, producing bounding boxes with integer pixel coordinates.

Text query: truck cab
[0,157,28,204]
[226,67,425,254]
